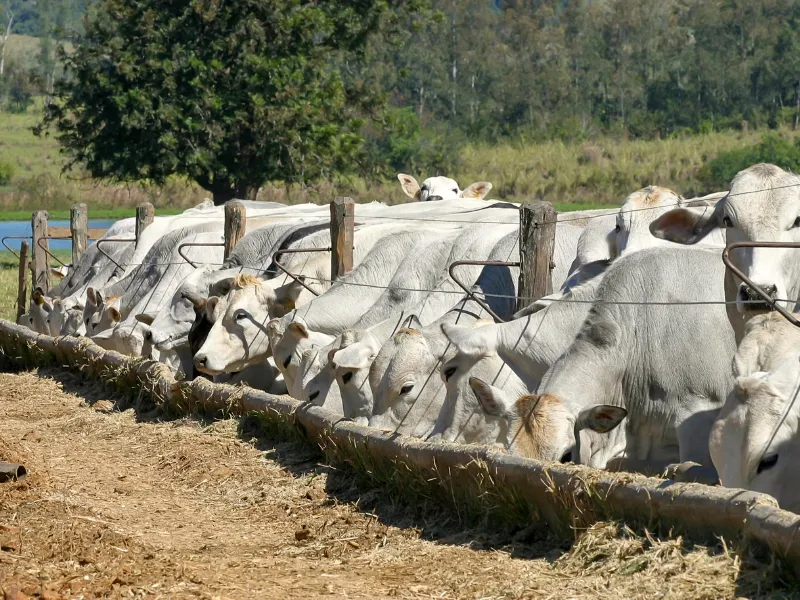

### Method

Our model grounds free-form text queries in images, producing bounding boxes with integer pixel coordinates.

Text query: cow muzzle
[738,282,778,312]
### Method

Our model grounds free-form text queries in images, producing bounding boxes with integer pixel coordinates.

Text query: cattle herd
[15,164,800,515]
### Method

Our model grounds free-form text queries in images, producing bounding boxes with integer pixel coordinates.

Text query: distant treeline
[363,0,800,145]
[2,0,93,38]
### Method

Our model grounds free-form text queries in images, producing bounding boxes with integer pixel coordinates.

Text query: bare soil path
[0,370,791,599]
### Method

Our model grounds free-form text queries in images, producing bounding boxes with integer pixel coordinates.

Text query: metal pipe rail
[448,260,520,323]
[95,238,136,272]
[272,247,332,298]
[1,235,31,260]
[722,241,800,328]
[177,242,225,268]
[37,237,70,268]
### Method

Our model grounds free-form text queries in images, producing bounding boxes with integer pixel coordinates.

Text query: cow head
[397,174,492,202]
[193,274,284,375]
[651,163,800,333]
[710,353,800,513]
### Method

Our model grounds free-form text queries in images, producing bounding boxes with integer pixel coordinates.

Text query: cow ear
[649,203,722,244]
[135,312,156,325]
[461,181,493,199]
[86,287,96,306]
[575,405,627,434]
[49,267,66,280]
[332,343,374,370]
[397,173,421,200]
[205,297,219,322]
[441,322,490,358]
[32,287,45,305]
[94,289,105,306]
[287,321,309,340]
[469,377,514,417]
[108,307,121,323]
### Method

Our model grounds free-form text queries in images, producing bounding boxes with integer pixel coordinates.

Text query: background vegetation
[1,0,800,214]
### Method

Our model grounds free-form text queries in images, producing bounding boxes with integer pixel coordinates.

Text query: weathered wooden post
[31,210,49,293]
[517,200,557,312]
[330,197,354,281]
[16,240,29,321]
[135,202,155,247]
[70,203,88,266]
[224,201,246,259]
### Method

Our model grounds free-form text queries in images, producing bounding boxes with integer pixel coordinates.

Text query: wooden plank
[70,203,88,265]
[224,201,246,259]
[48,226,108,240]
[31,210,49,293]
[16,240,29,322]
[330,197,355,280]
[517,200,557,312]
[135,202,155,247]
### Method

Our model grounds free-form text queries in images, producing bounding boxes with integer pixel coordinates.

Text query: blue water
[0,220,117,251]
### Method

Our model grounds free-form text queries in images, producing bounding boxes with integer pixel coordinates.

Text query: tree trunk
[0,11,13,77]
[207,181,260,206]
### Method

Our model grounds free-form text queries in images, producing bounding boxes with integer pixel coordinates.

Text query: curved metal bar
[448,260,519,324]
[37,236,69,268]
[1,235,30,260]
[95,238,136,272]
[722,241,800,328]
[272,247,332,298]
[177,242,225,268]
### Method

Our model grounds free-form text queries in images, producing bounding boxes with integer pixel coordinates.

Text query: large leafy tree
[41,0,425,203]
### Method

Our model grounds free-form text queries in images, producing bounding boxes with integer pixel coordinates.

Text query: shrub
[698,133,800,189]
[0,160,15,185]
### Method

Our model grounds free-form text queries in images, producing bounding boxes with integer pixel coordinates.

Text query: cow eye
[452,188,458,194]
[757,453,778,474]
[615,223,621,232]
[342,371,353,385]
[234,311,247,321]
[308,390,320,402]
[560,450,573,464]
[793,217,800,229]
[723,216,733,227]
[444,366,457,381]
[400,383,414,395]
[282,355,291,369]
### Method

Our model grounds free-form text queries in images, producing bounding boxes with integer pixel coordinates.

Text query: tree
[39,0,427,204]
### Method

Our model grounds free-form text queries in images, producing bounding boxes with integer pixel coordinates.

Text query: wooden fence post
[224,201,246,259]
[31,210,49,293]
[135,202,155,247]
[70,203,88,266]
[330,197,354,281]
[16,240,29,321]
[517,200,557,312]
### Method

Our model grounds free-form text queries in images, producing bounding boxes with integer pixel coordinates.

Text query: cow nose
[194,354,207,368]
[427,195,443,202]
[739,283,779,310]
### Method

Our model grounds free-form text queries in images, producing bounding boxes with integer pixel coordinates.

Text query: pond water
[0,220,118,251]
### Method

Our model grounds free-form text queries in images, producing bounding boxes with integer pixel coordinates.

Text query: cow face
[710,354,800,512]
[332,331,382,424]
[397,174,492,202]
[267,318,334,396]
[368,328,445,438]
[193,276,279,375]
[651,164,800,325]
[616,186,685,256]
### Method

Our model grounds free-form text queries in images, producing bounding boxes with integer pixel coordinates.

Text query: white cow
[397,174,492,202]
[710,312,800,510]
[431,260,608,447]
[651,163,800,341]
[467,247,736,469]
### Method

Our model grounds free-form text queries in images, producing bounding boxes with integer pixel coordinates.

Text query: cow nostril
[144,330,152,341]
[428,195,443,202]
[195,355,207,366]
[762,284,778,299]
[444,366,457,381]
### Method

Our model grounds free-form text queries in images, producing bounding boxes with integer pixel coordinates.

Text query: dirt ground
[0,370,794,599]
